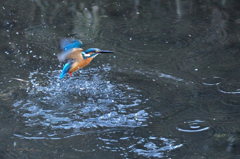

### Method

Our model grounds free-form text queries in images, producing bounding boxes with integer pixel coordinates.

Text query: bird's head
[84,48,113,54]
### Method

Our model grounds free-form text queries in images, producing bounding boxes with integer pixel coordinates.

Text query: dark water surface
[1,0,240,158]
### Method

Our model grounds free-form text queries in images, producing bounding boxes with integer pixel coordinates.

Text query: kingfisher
[57,39,113,79]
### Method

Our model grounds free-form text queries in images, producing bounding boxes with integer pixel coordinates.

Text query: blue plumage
[57,39,113,79]
[60,39,83,51]
[84,48,100,53]
[59,62,72,79]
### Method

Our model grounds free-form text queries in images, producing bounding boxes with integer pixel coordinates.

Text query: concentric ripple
[217,81,240,95]
[176,120,210,133]
[202,76,222,86]
[13,65,148,139]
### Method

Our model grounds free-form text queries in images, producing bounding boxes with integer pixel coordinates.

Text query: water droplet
[13,66,147,139]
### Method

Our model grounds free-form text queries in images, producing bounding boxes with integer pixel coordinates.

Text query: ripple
[217,81,240,95]
[130,137,183,158]
[134,69,190,85]
[201,77,240,122]
[158,72,185,82]
[202,76,222,86]
[98,132,183,158]
[13,65,148,139]
[176,120,210,133]
[220,96,240,107]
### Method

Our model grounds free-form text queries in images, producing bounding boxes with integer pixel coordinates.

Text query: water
[13,66,148,139]
[1,0,240,158]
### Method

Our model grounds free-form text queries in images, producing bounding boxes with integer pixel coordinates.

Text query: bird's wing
[60,38,83,51]
[58,48,84,62]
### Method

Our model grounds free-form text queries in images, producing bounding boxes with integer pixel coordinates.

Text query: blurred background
[1,0,240,158]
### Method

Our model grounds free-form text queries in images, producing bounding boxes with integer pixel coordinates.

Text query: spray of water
[13,65,148,139]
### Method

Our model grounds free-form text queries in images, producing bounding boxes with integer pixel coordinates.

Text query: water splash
[98,134,183,158]
[13,65,148,139]
[130,137,183,158]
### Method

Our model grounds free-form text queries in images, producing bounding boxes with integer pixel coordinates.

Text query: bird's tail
[59,62,72,79]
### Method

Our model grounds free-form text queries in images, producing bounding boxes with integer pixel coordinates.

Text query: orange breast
[69,58,94,73]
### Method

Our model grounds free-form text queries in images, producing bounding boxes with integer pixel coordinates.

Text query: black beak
[98,50,114,54]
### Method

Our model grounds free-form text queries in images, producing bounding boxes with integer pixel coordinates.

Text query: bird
[57,39,113,79]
